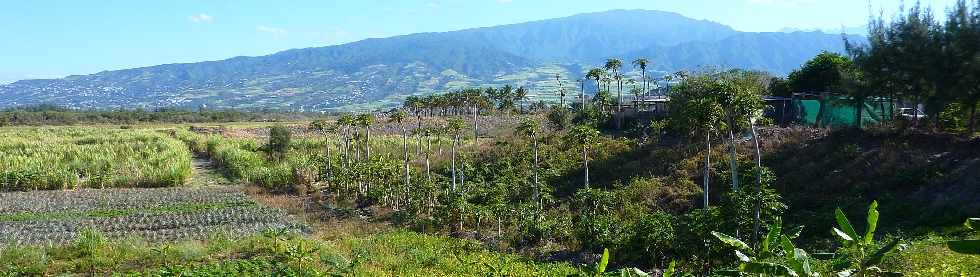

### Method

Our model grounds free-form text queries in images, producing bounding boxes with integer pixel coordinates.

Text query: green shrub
[267,125,291,161]
[547,107,573,130]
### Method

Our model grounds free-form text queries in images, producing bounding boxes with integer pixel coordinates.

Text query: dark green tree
[787,51,855,127]
[267,124,291,162]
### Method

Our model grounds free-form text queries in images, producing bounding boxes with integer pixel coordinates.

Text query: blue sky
[0,0,957,84]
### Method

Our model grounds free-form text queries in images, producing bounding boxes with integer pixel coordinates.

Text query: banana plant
[947,218,980,255]
[577,248,667,277]
[712,218,816,277]
[830,201,905,276]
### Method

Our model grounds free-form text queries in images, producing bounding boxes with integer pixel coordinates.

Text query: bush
[573,105,609,129]
[547,108,572,130]
[717,164,787,241]
[628,211,677,266]
[939,103,967,133]
[267,125,291,161]
[675,207,726,266]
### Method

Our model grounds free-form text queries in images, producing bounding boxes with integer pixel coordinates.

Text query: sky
[0,0,959,84]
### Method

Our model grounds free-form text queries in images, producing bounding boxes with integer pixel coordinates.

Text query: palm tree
[517,117,541,210]
[630,85,643,110]
[568,125,600,188]
[390,109,410,201]
[514,86,528,113]
[602,75,612,93]
[632,58,650,92]
[605,59,623,102]
[606,59,625,129]
[663,74,674,92]
[586,68,604,105]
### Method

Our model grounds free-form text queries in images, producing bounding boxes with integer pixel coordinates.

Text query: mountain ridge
[0,9,863,111]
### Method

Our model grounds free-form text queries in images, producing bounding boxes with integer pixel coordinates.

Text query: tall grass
[172,129,429,192]
[0,128,192,191]
[174,130,294,189]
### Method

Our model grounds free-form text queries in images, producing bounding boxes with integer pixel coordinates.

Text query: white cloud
[257,25,288,36]
[188,13,213,23]
[425,2,440,8]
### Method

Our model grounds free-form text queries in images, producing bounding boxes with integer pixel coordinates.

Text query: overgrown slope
[762,128,980,242]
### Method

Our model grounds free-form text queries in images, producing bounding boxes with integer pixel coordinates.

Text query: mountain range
[0,10,863,111]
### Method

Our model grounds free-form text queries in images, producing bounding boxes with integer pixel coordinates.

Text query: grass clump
[0,229,577,276]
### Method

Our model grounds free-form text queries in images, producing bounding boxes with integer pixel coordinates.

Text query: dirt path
[188,156,233,186]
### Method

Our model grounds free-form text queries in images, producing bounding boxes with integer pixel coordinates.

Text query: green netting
[796,99,892,127]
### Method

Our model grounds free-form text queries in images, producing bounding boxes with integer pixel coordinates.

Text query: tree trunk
[704,129,711,209]
[472,106,479,144]
[324,138,332,184]
[354,129,361,161]
[815,92,828,128]
[426,133,432,185]
[438,135,444,156]
[890,95,897,120]
[583,145,590,189]
[750,122,763,247]
[343,127,350,166]
[497,216,502,238]
[617,80,623,130]
[416,114,423,156]
[878,98,886,126]
[459,207,464,232]
[532,136,540,211]
[855,98,864,129]
[402,124,410,200]
[912,97,920,127]
[451,133,458,193]
[726,114,739,191]
[365,127,371,160]
[595,80,601,99]
[642,70,647,93]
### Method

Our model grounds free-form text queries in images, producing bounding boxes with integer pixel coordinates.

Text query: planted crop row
[0,128,192,191]
[0,206,307,245]
[0,186,308,245]
[0,186,248,214]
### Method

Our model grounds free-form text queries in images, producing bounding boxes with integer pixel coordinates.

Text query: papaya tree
[389,109,410,209]
[568,124,600,188]
[517,117,542,210]
[447,117,466,193]
[668,72,725,207]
